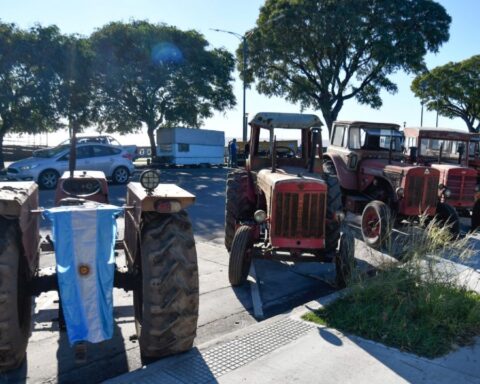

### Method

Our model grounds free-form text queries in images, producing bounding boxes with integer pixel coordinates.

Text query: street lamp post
[211,29,250,142]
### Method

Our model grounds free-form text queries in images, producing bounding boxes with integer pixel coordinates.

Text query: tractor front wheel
[134,211,199,360]
[335,227,355,288]
[229,225,253,286]
[435,202,460,237]
[361,200,392,249]
[0,218,32,372]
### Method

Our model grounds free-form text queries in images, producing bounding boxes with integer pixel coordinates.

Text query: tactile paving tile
[165,317,314,383]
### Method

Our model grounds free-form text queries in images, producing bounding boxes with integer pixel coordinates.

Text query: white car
[7,143,135,189]
[57,135,137,160]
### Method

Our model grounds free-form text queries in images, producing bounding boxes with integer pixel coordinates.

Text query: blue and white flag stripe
[44,204,122,345]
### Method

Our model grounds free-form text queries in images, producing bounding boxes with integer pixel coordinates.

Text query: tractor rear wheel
[335,227,355,288]
[325,174,342,253]
[134,211,199,360]
[361,200,392,249]
[225,170,255,251]
[435,202,460,237]
[0,218,32,372]
[229,225,253,286]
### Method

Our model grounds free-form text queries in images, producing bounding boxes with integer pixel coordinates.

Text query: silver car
[6,143,135,189]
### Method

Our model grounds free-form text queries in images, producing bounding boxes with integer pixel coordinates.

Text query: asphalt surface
[2,167,342,384]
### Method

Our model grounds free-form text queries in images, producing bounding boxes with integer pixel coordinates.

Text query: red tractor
[225,112,354,288]
[324,121,459,249]
[403,126,479,229]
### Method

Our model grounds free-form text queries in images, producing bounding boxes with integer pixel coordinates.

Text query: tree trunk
[321,108,339,139]
[147,124,157,161]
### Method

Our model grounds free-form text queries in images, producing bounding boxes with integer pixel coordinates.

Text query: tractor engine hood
[430,164,477,186]
[257,169,326,197]
[257,169,328,249]
[431,164,477,208]
[359,159,440,216]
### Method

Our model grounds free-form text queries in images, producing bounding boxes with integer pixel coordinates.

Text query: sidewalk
[107,261,480,384]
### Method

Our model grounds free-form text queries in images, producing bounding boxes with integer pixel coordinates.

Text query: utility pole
[211,29,249,142]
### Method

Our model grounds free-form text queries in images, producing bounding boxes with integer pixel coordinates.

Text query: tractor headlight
[396,187,404,198]
[444,188,452,198]
[254,210,267,223]
[140,169,160,191]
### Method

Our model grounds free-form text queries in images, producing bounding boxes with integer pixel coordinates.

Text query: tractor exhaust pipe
[438,142,444,164]
[388,135,393,164]
[271,135,277,173]
[309,127,320,173]
[69,123,78,178]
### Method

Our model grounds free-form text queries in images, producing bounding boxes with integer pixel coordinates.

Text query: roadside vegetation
[303,222,480,358]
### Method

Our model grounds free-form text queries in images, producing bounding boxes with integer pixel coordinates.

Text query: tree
[91,21,236,158]
[242,0,451,134]
[56,35,98,136]
[411,55,480,132]
[0,23,63,169]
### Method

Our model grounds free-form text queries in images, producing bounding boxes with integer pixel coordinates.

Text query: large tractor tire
[134,211,199,360]
[324,174,342,253]
[335,227,355,288]
[229,225,253,286]
[361,200,392,249]
[435,202,460,238]
[225,170,255,252]
[0,218,32,372]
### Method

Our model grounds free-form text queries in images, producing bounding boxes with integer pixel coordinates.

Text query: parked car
[6,143,135,189]
[57,135,138,160]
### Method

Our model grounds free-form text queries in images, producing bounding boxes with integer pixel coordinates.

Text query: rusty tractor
[404,126,479,229]
[0,165,198,371]
[324,121,459,249]
[225,112,355,289]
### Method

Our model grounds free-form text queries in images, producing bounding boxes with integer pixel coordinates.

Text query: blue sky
[1,0,478,145]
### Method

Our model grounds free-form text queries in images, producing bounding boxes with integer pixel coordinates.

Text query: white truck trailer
[156,127,225,166]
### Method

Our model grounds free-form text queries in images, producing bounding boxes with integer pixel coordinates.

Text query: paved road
[3,168,342,384]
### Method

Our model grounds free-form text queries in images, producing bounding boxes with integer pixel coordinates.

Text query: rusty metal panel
[0,182,39,275]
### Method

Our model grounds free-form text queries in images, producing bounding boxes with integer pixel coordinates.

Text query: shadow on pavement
[231,258,336,321]
[55,322,129,384]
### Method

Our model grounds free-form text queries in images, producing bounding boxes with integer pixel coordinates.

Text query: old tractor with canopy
[404,126,478,229]
[225,112,354,288]
[324,121,459,249]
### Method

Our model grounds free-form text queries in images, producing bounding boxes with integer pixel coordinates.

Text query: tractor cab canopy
[249,112,323,130]
[331,121,403,152]
[404,126,471,165]
[247,112,324,172]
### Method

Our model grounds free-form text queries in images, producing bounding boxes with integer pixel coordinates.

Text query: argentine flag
[44,203,123,345]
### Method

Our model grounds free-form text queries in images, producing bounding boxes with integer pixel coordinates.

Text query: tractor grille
[405,174,438,211]
[273,191,326,238]
[447,173,476,201]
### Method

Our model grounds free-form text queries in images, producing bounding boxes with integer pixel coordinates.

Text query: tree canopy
[242,0,451,134]
[411,55,480,132]
[0,23,63,168]
[91,21,236,157]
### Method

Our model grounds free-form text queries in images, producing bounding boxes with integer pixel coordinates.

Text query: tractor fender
[323,154,358,190]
